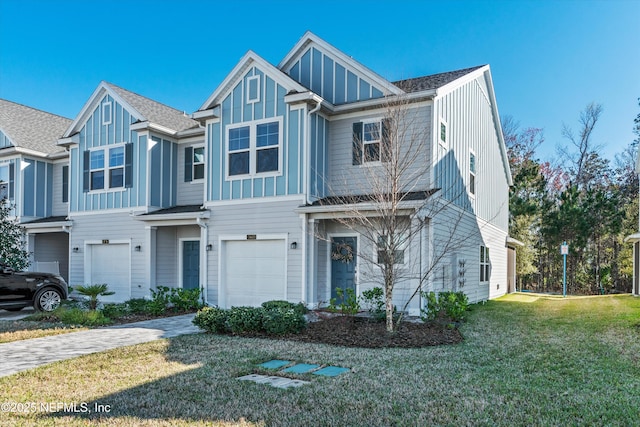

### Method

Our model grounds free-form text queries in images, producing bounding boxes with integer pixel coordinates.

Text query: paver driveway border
[0,314,201,378]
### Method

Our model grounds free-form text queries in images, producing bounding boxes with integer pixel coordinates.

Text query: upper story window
[246,76,260,104]
[0,165,8,199]
[439,119,448,147]
[193,147,205,180]
[480,246,490,282]
[102,101,112,125]
[469,151,476,196]
[227,118,281,178]
[83,143,132,192]
[62,166,69,203]
[184,145,205,182]
[352,118,390,165]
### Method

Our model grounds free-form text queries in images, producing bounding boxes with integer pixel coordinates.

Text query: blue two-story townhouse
[194,32,514,313]
[0,99,72,280]
[58,83,206,302]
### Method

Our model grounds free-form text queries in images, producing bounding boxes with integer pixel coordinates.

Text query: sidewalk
[0,314,201,378]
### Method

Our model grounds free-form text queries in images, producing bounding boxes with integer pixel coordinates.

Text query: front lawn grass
[1,294,638,426]
[0,321,87,343]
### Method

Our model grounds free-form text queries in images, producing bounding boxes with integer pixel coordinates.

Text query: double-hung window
[480,246,490,282]
[377,234,405,265]
[363,121,381,163]
[0,165,8,199]
[227,118,281,177]
[193,147,205,180]
[109,146,125,188]
[84,143,132,192]
[90,150,105,190]
[439,119,448,147]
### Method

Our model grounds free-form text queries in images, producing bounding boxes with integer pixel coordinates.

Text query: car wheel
[34,288,63,312]
[4,307,25,312]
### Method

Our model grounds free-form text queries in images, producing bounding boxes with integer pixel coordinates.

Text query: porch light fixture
[72,247,79,253]
[206,244,213,251]
[290,242,297,250]
[135,245,141,252]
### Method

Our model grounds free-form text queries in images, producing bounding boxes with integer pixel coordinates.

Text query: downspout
[197,217,208,305]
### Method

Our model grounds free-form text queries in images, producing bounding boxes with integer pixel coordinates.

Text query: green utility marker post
[561,241,569,297]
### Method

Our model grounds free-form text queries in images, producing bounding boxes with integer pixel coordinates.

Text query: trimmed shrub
[168,287,202,312]
[227,306,265,334]
[262,307,306,335]
[261,300,308,316]
[127,298,153,314]
[192,307,230,333]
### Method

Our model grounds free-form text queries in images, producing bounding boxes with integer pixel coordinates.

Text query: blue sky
[1,0,638,164]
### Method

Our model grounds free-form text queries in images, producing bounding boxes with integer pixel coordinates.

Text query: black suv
[0,263,68,312]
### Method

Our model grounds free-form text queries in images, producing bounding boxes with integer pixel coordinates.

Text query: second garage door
[89,243,131,303]
[222,239,286,307]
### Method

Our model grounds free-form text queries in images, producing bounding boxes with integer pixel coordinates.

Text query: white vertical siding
[433,73,509,232]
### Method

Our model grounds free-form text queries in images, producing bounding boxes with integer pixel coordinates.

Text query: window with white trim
[363,120,381,163]
[480,246,490,282]
[439,119,447,146]
[377,234,405,265]
[193,146,205,180]
[0,165,8,199]
[88,144,126,191]
[469,151,476,196]
[102,101,112,125]
[227,119,281,177]
[246,75,260,103]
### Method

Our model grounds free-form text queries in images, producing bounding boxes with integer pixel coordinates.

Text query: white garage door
[89,244,130,303]
[223,239,285,307]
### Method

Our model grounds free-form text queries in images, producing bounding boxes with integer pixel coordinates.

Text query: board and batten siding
[206,66,305,202]
[20,158,53,219]
[204,199,304,305]
[286,46,385,105]
[68,212,147,297]
[309,113,330,200]
[149,135,177,208]
[327,106,432,196]
[70,94,147,212]
[176,142,205,206]
[433,74,509,231]
[0,129,13,148]
[51,162,68,216]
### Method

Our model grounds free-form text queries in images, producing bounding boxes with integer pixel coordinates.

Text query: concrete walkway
[0,314,201,378]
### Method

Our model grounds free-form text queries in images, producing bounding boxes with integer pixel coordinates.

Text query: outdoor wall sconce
[290,242,297,250]
[135,245,141,252]
[206,244,213,251]
[72,247,79,253]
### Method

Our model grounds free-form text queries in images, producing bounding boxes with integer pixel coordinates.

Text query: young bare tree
[317,87,483,332]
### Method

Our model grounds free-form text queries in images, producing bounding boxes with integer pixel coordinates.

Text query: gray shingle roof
[393,65,485,93]
[0,99,71,155]
[105,82,200,132]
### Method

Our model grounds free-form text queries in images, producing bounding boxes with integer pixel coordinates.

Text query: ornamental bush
[420,291,469,322]
[262,307,306,335]
[226,306,265,334]
[192,306,231,333]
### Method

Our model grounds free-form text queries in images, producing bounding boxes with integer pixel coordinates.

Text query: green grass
[1,294,638,426]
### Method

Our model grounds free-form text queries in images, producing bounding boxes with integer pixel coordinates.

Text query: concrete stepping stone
[312,366,350,377]
[237,374,309,389]
[259,359,291,370]
[281,363,320,374]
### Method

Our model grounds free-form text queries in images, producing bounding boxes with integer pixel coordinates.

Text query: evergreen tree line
[505,100,640,294]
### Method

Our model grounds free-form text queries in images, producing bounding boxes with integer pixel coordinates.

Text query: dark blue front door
[182,241,200,291]
[331,236,357,299]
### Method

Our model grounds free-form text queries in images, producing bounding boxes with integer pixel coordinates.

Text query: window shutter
[83,150,90,192]
[8,162,14,198]
[352,122,363,165]
[124,143,133,188]
[381,118,391,163]
[184,146,193,182]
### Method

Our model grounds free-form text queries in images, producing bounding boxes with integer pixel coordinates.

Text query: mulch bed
[288,316,464,348]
